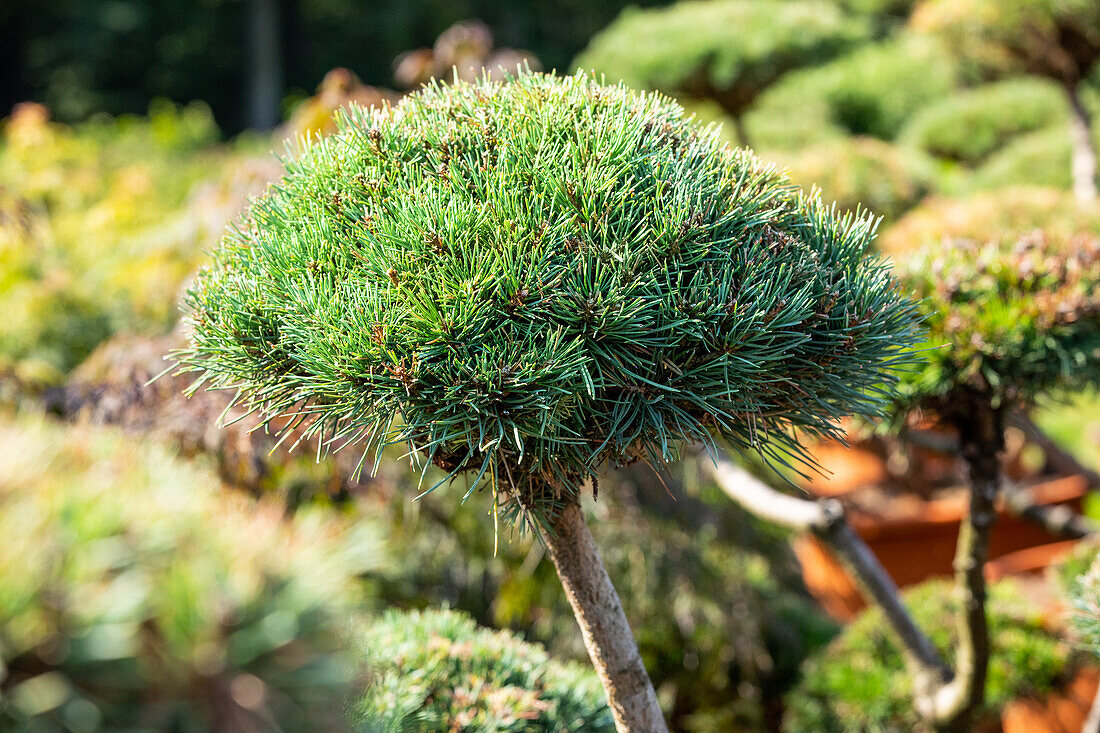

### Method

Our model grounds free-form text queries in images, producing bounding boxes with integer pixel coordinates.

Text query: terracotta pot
[986,540,1081,582]
[795,474,1090,621]
[1000,666,1098,733]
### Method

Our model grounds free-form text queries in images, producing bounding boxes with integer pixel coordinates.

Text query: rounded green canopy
[178,71,916,526]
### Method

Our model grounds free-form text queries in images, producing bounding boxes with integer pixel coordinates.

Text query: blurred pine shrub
[900,79,1068,165]
[785,579,1079,732]
[573,0,869,145]
[0,415,380,731]
[752,35,960,144]
[351,608,614,732]
[893,229,1100,410]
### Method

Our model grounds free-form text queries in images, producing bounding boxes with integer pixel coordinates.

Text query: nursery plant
[913,0,1100,202]
[173,70,919,731]
[899,78,1070,165]
[786,578,1081,731]
[881,229,1100,728]
[0,415,376,731]
[352,607,614,732]
[573,0,869,146]
[711,226,1100,730]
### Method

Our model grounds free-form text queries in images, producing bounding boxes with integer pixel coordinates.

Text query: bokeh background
[3,1,1100,731]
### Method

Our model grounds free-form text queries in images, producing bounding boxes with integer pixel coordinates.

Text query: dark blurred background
[0,0,666,134]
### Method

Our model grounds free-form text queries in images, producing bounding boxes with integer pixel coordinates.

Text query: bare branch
[1002,483,1099,539]
[705,455,952,705]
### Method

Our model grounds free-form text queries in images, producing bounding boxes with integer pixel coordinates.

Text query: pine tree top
[895,229,1100,411]
[176,71,916,528]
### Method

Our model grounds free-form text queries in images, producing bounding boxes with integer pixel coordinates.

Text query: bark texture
[540,500,667,733]
[931,404,1004,732]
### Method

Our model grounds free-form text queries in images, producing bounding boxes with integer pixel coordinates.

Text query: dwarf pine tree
[889,229,1100,730]
[574,0,869,147]
[175,71,917,732]
[913,0,1100,202]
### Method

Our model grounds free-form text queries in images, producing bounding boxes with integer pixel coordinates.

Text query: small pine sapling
[709,225,1100,731]
[173,71,918,732]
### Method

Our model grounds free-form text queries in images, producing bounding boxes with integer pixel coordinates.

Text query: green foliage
[1063,543,1100,661]
[756,35,960,142]
[879,187,1100,255]
[0,102,266,385]
[176,71,918,529]
[900,78,1068,164]
[893,228,1100,410]
[771,136,936,222]
[351,607,613,732]
[913,0,1100,85]
[572,0,869,120]
[971,127,1077,191]
[0,414,379,731]
[785,579,1078,732]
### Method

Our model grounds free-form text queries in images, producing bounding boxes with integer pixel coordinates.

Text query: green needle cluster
[895,230,1100,410]
[176,71,917,528]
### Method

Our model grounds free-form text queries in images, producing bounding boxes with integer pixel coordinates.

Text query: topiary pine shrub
[351,607,614,732]
[785,579,1081,732]
[899,78,1069,166]
[750,34,961,145]
[886,228,1100,729]
[912,0,1100,202]
[895,231,1100,413]
[573,0,869,147]
[174,70,919,731]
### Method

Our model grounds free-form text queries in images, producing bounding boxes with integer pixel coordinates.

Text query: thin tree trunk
[731,114,751,149]
[1085,684,1100,733]
[1067,83,1098,205]
[706,456,952,714]
[539,500,667,733]
[246,0,282,130]
[931,404,1004,732]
